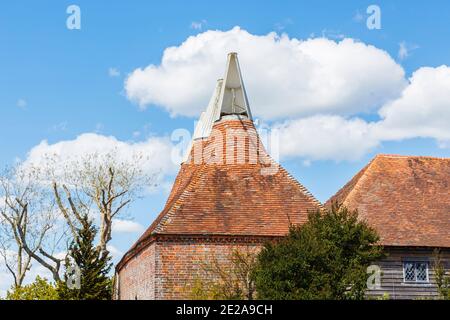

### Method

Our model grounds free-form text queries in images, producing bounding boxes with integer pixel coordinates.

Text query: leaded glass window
[403,261,429,283]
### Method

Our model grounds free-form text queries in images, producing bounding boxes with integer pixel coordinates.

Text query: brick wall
[117,237,266,300]
[117,242,156,300]
[157,240,262,299]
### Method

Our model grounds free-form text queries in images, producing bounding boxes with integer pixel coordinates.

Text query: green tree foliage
[254,203,384,300]
[5,276,58,300]
[57,214,112,300]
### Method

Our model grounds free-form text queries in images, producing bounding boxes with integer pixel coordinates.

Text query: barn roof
[326,154,450,248]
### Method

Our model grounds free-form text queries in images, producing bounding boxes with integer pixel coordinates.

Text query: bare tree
[0,166,63,285]
[0,213,31,288]
[0,149,157,286]
[46,151,157,256]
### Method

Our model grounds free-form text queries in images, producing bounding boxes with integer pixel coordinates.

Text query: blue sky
[1,1,450,288]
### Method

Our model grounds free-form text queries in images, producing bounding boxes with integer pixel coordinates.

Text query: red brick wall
[117,238,265,300]
[157,240,262,299]
[117,242,156,300]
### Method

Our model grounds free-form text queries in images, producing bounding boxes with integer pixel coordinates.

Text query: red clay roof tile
[327,154,450,248]
[120,117,321,265]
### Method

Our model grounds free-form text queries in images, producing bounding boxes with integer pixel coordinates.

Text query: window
[403,261,429,283]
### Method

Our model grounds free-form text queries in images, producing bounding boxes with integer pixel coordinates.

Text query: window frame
[402,260,430,284]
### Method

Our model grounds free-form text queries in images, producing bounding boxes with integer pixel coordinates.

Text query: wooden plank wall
[366,247,450,300]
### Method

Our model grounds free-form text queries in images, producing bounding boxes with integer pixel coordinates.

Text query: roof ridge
[328,153,450,206]
[375,153,450,160]
[345,159,377,205]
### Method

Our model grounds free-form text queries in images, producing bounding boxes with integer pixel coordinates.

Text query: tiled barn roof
[326,154,450,248]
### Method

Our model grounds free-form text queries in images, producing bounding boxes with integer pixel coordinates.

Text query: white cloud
[376,65,450,144]
[106,245,123,260]
[275,115,379,161]
[108,67,120,77]
[125,27,406,119]
[123,27,450,162]
[22,133,177,181]
[112,219,144,233]
[275,65,450,161]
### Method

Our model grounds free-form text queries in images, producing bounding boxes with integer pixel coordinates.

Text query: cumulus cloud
[22,133,177,181]
[124,27,450,161]
[123,27,449,161]
[125,27,406,119]
[376,65,450,144]
[112,219,145,233]
[275,65,450,161]
[275,115,379,161]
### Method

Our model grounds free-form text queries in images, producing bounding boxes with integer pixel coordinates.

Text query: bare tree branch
[0,166,63,285]
[49,153,156,256]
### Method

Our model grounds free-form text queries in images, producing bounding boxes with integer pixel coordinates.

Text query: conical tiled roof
[140,117,320,237]
[118,53,321,268]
